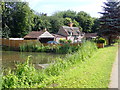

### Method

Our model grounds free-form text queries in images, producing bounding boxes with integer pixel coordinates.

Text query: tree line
[1,0,120,45]
[1,1,99,38]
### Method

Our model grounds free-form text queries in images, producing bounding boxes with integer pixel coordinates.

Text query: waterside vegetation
[19,42,81,54]
[2,41,97,88]
[2,41,117,88]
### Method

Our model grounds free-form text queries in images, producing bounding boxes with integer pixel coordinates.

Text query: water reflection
[2,51,65,69]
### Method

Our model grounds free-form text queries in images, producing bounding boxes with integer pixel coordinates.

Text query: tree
[53,10,76,20]
[99,0,120,45]
[92,18,100,33]
[48,16,64,33]
[64,17,72,26]
[33,15,51,31]
[75,11,94,33]
[2,1,35,38]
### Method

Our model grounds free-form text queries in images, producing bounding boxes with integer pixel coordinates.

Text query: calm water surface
[2,51,65,69]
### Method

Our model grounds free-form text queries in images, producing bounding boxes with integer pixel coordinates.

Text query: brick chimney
[43,28,47,32]
[69,22,73,27]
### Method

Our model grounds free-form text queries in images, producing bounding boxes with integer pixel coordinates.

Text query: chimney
[43,28,47,32]
[69,22,73,27]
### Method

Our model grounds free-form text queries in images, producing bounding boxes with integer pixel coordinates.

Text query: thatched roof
[62,26,81,36]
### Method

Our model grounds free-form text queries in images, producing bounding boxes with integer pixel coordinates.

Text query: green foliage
[95,37,106,43]
[19,42,41,52]
[64,17,72,26]
[45,41,97,76]
[45,46,117,88]
[33,15,51,31]
[91,18,100,33]
[2,41,98,88]
[2,2,35,38]
[59,39,72,44]
[48,16,64,33]
[2,2,99,38]
[53,10,76,20]
[75,11,94,33]
[99,0,120,45]
[19,41,79,54]
[56,44,80,54]
[2,56,46,88]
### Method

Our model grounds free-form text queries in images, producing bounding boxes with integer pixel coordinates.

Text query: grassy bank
[2,42,117,88]
[41,46,117,88]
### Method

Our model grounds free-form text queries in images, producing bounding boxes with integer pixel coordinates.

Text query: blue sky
[25,0,106,18]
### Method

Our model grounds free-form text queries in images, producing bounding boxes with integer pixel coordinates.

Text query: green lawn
[42,46,117,88]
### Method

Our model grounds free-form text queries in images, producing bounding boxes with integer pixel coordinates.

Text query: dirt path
[108,45,119,89]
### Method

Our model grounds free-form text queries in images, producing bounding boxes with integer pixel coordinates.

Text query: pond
[2,51,65,69]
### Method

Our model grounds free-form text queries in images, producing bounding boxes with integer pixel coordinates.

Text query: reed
[19,42,81,54]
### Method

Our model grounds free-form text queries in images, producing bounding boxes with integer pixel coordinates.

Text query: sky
[24,0,106,18]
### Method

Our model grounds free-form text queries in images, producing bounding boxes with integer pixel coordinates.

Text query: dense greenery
[45,46,117,88]
[99,0,120,45]
[2,1,34,38]
[2,41,98,88]
[45,41,97,76]
[2,1,100,38]
[2,56,47,88]
[19,41,80,54]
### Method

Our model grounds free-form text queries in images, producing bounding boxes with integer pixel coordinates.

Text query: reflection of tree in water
[3,51,65,69]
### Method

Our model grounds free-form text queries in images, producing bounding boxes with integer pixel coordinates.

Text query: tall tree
[33,15,51,31]
[2,1,34,38]
[53,10,76,20]
[92,18,100,33]
[99,0,120,45]
[75,11,94,33]
[48,16,64,33]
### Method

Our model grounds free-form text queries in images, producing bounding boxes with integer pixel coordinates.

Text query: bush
[59,39,72,44]
[2,56,46,88]
[96,37,105,43]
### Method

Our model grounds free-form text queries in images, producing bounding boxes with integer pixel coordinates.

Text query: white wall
[67,36,74,43]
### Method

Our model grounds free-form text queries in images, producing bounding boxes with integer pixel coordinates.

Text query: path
[108,44,119,89]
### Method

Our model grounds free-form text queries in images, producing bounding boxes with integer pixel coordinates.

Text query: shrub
[2,56,46,88]
[59,39,72,44]
[96,37,106,43]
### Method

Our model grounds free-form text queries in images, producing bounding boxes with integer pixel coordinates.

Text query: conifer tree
[99,0,120,45]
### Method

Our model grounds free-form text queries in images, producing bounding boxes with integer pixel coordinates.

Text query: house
[58,23,84,43]
[24,29,66,43]
[24,30,54,43]
[52,34,66,43]
[24,23,85,43]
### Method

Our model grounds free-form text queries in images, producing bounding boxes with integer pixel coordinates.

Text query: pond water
[2,51,65,69]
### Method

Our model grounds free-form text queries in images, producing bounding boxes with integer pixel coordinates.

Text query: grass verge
[40,46,118,88]
[2,42,117,88]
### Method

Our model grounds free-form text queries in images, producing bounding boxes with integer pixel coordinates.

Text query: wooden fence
[1,38,38,48]
[1,38,82,48]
